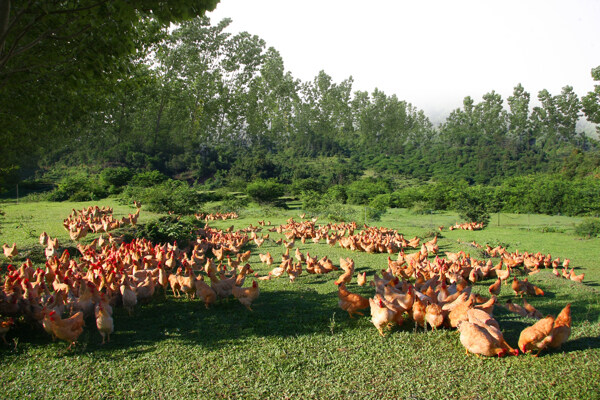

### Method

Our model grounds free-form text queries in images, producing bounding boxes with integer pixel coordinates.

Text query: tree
[582,65,600,133]
[0,0,219,179]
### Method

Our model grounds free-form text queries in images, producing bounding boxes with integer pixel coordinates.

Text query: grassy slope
[1,200,599,399]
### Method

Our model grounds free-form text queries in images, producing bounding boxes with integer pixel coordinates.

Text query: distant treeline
[1,16,600,218]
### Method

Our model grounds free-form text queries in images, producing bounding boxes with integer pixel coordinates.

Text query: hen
[231,281,260,311]
[95,304,114,344]
[518,315,555,356]
[47,310,85,350]
[549,303,571,349]
[337,283,369,318]
[3,243,18,259]
[369,297,395,336]
[458,320,514,357]
[0,318,15,344]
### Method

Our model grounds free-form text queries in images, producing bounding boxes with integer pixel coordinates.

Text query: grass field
[1,199,599,399]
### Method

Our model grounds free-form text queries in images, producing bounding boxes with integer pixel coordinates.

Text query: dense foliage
[2,15,599,219]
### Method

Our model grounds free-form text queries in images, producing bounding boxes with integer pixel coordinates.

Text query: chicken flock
[0,207,583,359]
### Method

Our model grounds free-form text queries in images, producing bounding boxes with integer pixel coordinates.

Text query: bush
[135,215,203,248]
[121,179,203,214]
[246,179,285,204]
[129,170,168,188]
[411,200,434,215]
[346,178,390,205]
[454,186,491,225]
[100,167,133,190]
[574,218,600,238]
[369,194,391,211]
[47,175,108,202]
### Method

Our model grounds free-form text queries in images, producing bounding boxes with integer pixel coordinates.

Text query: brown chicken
[47,310,85,350]
[511,278,527,297]
[232,280,260,311]
[425,303,445,330]
[120,275,137,316]
[369,297,396,336]
[518,315,555,356]
[457,321,511,357]
[0,318,15,344]
[522,299,543,319]
[449,296,475,328]
[194,277,217,309]
[3,243,18,259]
[356,272,367,286]
[549,303,571,349]
[488,278,502,296]
[337,283,369,318]
[504,299,529,318]
[411,296,427,329]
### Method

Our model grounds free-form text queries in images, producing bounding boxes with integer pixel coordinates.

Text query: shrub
[574,218,600,238]
[411,200,433,215]
[129,170,168,187]
[454,186,491,226]
[121,179,203,214]
[135,215,203,248]
[346,178,390,205]
[246,179,285,204]
[100,167,133,190]
[47,175,107,202]
[143,180,203,214]
[369,194,391,211]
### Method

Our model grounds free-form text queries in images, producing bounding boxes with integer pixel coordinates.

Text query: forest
[1,11,600,221]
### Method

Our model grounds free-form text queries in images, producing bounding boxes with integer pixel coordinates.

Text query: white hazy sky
[208,0,600,120]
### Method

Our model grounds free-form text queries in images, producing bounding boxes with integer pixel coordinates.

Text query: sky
[208,0,600,122]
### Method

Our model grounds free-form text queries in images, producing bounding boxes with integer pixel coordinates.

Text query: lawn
[1,200,599,399]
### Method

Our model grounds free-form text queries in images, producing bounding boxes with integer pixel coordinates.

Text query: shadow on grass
[0,287,343,359]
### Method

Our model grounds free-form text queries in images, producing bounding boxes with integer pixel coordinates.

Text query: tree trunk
[0,0,10,54]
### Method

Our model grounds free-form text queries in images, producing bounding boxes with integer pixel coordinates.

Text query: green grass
[1,201,600,399]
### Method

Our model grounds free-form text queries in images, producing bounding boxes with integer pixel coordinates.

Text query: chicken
[474,295,496,316]
[135,274,156,302]
[120,275,137,316]
[569,270,585,283]
[356,272,367,286]
[425,303,444,330]
[3,243,18,259]
[549,303,571,349]
[524,279,545,296]
[411,296,427,329]
[337,283,369,318]
[194,277,217,309]
[0,318,15,344]
[511,278,527,297]
[522,299,543,319]
[504,299,529,318]
[231,281,260,311]
[457,321,507,357]
[518,315,555,356]
[369,297,395,336]
[488,278,501,296]
[449,296,475,328]
[47,310,85,350]
[95,304,114,344]
[466,309,518,356]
